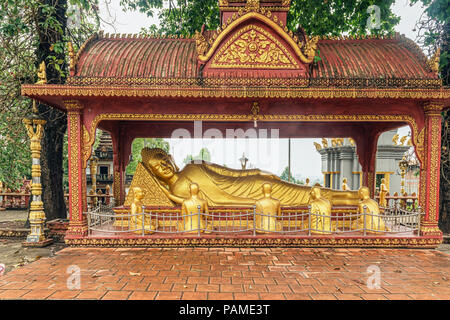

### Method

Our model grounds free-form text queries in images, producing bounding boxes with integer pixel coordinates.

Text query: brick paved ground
[0,247,449,300]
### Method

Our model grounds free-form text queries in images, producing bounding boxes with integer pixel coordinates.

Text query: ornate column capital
[423,102,444,115]
[64,100,84,113]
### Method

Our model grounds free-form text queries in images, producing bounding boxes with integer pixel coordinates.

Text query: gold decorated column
[22,102,53,246]
[420,102,444,236]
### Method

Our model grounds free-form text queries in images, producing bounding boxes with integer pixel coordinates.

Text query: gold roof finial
[35,61,47,85]
[68,41,76,73]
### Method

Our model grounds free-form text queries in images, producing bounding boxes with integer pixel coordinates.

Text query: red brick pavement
[0,247,449,300]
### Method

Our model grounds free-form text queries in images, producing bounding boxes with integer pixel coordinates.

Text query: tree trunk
[438,21,450,234]
[34,0,68,220]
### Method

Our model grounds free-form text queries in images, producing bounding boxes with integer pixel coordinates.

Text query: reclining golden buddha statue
[124,147,360,207]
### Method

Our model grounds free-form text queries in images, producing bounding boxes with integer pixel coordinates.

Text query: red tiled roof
[313,38,435,79]
[68,33,438,86]
[74,37,198,78]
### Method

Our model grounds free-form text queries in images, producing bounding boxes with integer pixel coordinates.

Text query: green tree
[183,147,211,164]
[126,138,170,175]
[125,0,400,37]
[279,166,302,185]
[0,0,99,220]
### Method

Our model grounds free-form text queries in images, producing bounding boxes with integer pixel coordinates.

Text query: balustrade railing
[86,204,422,236]
[0,192,31,209]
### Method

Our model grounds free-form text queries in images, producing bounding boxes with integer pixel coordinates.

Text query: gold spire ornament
[35,61,47,85]
[68,41,76,73]
[392,133,399,145]
[399,135,408,146]
[427,48,440,74]
[194,30,208,56]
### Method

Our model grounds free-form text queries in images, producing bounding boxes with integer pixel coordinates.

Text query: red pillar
[421,102,444,236]
[356,130,379,198]
[65,100,88,238]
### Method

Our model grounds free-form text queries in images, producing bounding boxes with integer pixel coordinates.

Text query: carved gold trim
[21,85,449,101]
[198,11,316,64]
[211,24,299,69]
[65,236,442,248]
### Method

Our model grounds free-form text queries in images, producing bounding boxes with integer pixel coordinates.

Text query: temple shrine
[21,0,449,247]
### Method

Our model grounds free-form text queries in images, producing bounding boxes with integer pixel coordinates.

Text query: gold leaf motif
[211,25,298,69]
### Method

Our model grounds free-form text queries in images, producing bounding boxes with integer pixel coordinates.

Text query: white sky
[98,0,424,179]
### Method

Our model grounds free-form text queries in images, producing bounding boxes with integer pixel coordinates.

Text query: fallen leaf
[129,272,141,276]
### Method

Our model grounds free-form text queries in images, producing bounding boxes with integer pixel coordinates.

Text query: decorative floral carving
[212,25,298,69]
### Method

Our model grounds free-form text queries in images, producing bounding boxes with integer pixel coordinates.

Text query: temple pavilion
[22,0,450,247]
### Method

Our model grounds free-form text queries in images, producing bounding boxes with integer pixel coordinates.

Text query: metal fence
[86,203,422,236]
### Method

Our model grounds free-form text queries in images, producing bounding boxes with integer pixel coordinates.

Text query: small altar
[21,0,449,247]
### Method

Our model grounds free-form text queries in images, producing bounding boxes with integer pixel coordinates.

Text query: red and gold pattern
[65,100,88,237]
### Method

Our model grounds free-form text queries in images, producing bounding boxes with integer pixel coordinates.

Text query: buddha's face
[310,188,319,200]
[134,188,143,200]
[358,187,369,200]
[262,183,271,195]
[149,157,175,180]
[190,183,199,196]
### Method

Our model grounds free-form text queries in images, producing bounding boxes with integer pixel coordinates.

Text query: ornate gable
[211,24,298,69]
[196,0,318,78]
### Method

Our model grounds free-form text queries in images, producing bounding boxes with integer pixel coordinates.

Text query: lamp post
[89,155,99,206]
[22,101,53,247]
[398,156,408,195]
[239,153,248,169]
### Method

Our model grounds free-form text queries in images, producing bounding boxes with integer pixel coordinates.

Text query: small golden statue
[314,142,322,151]
[309,187,332,234]
[342,178,349,191]
[352,187,387,233]
[36,61,47,84]
[129,187,156,234]
[254,183,281,233]
[331,138,337,147]
[179,183,209,233]
[349,138,355,146]
[305,178,310,186]
[379,178,388,207]
[399,135,408,146]
[321,138,328,148]
[392,133,399,146]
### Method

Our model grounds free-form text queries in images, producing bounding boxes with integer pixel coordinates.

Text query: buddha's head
[381,178,386,184]
[133,187,143,201]
[310,186,321,200]
[343,178,347,184]
[262,183,272,197]
[141,148,179,181]
[358,186,370,200]
[190,183,199,196]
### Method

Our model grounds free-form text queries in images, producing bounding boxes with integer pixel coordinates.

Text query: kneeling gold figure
[129,187,157,234]
[309,187,332,234]
[254,183,281,233]
[352,187,387,233]
[179,183,210,233]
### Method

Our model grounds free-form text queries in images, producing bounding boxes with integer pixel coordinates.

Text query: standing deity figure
[254,183,281,233]
[342,178,349,191]
[179,183,209,233]
[352,187,387,232]
[129,187,156,234]
[309,187,332,234]
[379,178,388,207]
